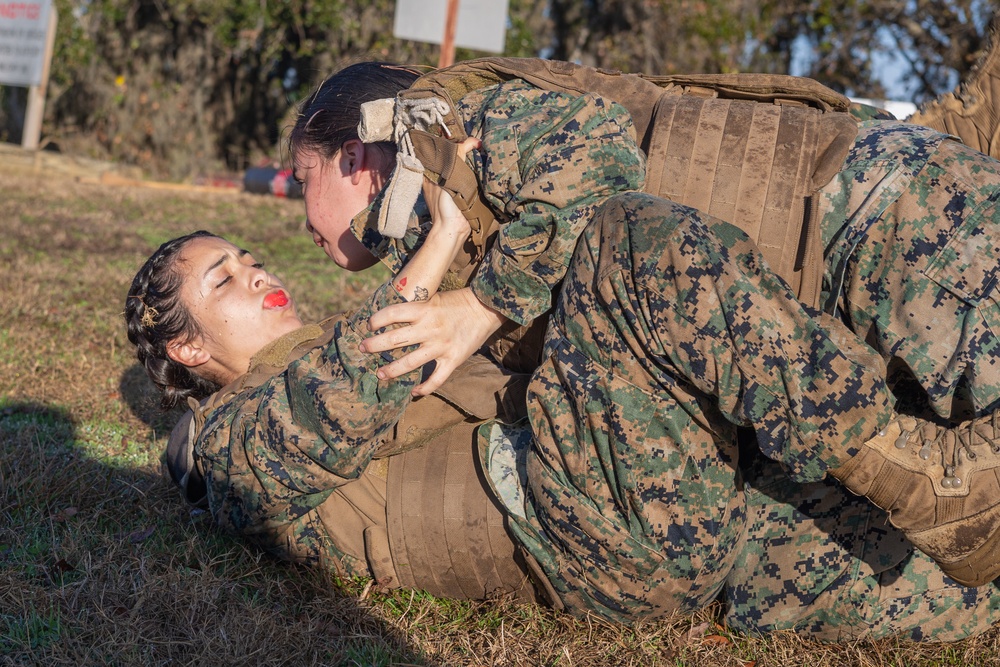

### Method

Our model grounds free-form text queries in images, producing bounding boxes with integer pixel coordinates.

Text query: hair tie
[130,294,159,329]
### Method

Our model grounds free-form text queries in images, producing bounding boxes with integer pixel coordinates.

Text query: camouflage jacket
[194,281,416,574]
[192,279,536,594]
[350,79,647,326]
[816,120,1000,419]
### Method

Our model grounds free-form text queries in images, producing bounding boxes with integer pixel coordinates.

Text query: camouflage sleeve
[459,81,646,325]
[197,282,417,544]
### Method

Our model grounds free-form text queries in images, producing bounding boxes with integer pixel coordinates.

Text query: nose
[305,219,314,234]
[249,265,269,291]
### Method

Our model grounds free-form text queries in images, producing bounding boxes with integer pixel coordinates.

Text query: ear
[340,139,367,185]
[166,337,211,369]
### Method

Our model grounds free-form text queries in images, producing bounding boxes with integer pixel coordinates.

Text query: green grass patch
[75,418,157,468]
[1,608,65,652]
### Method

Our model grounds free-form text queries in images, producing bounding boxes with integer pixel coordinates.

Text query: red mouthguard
[264,292,289,308]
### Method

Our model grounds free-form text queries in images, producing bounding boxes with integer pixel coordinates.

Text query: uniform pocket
[920,167,1000,306]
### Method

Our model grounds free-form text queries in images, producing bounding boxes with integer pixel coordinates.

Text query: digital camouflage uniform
[193,79,648,596]
[729,455,1000,641]
[726,125,1000,641]
[497,188,1000,641]
[351,79,647,327]
[339,79,1000,638]
[185,81,1000,641]
[501,188,890,620]
[193,283,538,602]
[196,283,419,572]
[818,121,1000,421]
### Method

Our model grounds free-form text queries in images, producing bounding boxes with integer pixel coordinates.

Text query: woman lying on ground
[126,177,1000,641]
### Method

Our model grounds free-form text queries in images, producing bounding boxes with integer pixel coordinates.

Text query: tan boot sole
[906,501,1000,587]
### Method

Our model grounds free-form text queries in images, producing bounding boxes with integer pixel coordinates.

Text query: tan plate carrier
[382,57,860,310]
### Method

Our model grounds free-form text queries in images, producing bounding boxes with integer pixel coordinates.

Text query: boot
[829,412,1000,587]
[910,17,1000,159]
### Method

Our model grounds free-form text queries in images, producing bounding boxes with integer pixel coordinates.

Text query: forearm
[390,207,470,302]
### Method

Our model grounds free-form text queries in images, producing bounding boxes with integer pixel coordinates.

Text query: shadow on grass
[0,398,429,666]
[117,363,189,434]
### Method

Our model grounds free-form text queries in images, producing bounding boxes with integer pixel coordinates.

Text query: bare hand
[360,287,506,396]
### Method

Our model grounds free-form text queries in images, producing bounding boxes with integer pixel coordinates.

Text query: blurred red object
[244,166,302,198]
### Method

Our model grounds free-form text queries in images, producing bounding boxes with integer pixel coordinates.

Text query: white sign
[394,0,508,54]
[0,0,53,87]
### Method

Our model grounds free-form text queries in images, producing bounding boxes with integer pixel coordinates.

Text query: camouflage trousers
[727,451,1000,641]
[506,130,1000,640]
[720,124,1000,641]
[513,192,895,624]
[819,122,1000,421]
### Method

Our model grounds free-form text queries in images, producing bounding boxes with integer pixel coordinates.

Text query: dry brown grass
[3,164,1000,666]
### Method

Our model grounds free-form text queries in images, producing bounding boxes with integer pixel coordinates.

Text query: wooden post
[21,7,57,151]
[437,0,459,68]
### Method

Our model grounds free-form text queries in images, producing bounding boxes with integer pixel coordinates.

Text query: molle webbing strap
[384,425,537,602]
[644,95,819,299]
[408,128,498,270]
[412,58,851,153]
[644,93,858,305]
[644,72,851,111]
[412,58,668,148]
[401,86,470,140]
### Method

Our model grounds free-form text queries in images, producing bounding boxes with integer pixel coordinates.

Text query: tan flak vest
[190,319,541,603]
[371,57,860,310]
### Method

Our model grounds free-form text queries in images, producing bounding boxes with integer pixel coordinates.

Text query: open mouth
[263,291,289,309]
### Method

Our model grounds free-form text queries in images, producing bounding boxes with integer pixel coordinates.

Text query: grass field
[3,164,1000,666]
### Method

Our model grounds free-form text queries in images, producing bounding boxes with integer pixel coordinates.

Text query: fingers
[361,327,415,356]
[411,360,459,396]
[360,288,503,394]
[371,342,458,395]
[366,301,424,336]
[455,136,482,161]
[373,347,439,382]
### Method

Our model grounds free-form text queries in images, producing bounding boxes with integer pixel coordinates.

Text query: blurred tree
[26,0,999,178]
[544,0,997,101]
[43,0,444,177]
[546,0,763,75]
[755,0,997,102]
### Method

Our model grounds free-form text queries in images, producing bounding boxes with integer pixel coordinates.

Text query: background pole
[437,0,458,68]
[21,8,57,150]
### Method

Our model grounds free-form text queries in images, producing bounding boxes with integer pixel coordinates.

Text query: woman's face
[296,145,381,271]
[174,236,303,382]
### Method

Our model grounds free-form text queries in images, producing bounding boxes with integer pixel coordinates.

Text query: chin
[279,315,305,333]
[322,246,350,268]
[342,253,380,272]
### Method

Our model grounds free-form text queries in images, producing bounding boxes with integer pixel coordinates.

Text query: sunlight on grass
[75,419,158,468]
[5,168,1000,665]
